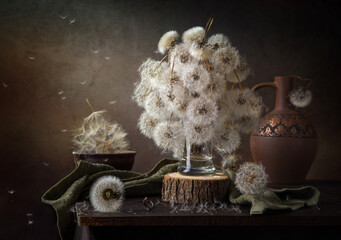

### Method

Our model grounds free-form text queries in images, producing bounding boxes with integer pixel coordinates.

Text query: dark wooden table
[75,181,341,240]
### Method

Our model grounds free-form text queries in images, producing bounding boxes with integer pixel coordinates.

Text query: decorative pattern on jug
[252,114,316,138]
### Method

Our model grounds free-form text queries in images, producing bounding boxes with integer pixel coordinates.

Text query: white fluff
[153,121,184,152]
[289,88,312,108]
[221,154,240,170]
[138,111,159,139]
[132,79,152,107]
[225,58,250,83]
[185,122,215,145]
[90,176,124,212]
[139,58,170,89]
[182,64,211,93]
[186,97,218,125]
[189,43,213,60]
[207,34,231,50]
[215,128,241,155]
[235,162,267,195]
[182,26,205,44]
[162,84,188,118]
[210,46,240,74]
[158,30,179,54]
[144,91,170,119]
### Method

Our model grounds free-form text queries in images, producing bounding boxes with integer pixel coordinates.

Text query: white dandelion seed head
[138,111,159,139]
[182,64,211,93]
[221,154,241,170]
[186,97,218,125]
[139,58,170,89]
[169,43,195,73]
[289,87,312,108]
[185,122,215,145]
[72,111,129,153]
[235,162,268,195]
[207,34,231,51]
[158,30,179,54]
[132,79,152,107]
[226,57,251,83]
[210,46,241,74]
[182,26,205,44]
[90,176,125,212]
[215,127,241,155]
[144,91,170,119]
[233,115,259,134]
[162,84,188,118]
[201,76,226,101]
[153,121,185,153]
[189,43,213,60]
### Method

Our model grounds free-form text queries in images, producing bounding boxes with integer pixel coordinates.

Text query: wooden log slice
[162,172,230,204]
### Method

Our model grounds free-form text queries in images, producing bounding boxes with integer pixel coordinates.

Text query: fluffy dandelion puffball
[158,30,179,54]
[153,121,184,152]
[72,111,129,153]
[235,162,268,195]
[133,23,264,158]
[186,97,218,125]
[289,87,312,108]
[90,176,124,212]
[182,26,205,44]
[138,111,159,139]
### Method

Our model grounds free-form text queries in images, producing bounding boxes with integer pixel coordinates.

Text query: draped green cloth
[42,159,319,240]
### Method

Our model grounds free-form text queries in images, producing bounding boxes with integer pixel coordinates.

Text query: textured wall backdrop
[0,0,340,239]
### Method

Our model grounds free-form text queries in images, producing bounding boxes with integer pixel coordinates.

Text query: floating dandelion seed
[90,176,124,212]
[42,161,50,167]
[58,90,64,95]
[8,189,15,194]
[69,18,76,24]
[59,15,67,20]
[61,129,68,133]
[61,96,67,100]
[92,49,99,54]
[235,162,268,195]
[26,213,33,217]
[105,56,110,60]
[28,56,35,60]
[2,82,8,88]
[80,80,87,85]
[27,220,34,225]
[109,100,116,105]
[289,87,312,108]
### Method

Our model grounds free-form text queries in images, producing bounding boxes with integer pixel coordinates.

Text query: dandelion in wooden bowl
[72,99,135,170]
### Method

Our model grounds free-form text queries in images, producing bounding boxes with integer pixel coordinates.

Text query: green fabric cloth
[42,159,320,240]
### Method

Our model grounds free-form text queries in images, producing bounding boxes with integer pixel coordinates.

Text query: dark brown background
[0,0,340,239]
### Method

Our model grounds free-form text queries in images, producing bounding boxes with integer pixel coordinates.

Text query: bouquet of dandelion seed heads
[133,18,265,160]
[72,100,129,153]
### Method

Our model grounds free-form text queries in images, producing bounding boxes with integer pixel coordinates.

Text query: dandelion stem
[160,53,169,64]
[170,59,175,86]
[86,98,95,113]
[233,70,243,89]
[288,75,312,89]
[203,16,214,42]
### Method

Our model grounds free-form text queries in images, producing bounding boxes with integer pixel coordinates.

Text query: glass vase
[178,139,216,176]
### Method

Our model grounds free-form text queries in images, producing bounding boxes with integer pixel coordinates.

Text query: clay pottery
[250,76,317,186]
[73,150,136,170]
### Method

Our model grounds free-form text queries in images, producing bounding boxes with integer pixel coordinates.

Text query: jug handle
[252,82,276,91]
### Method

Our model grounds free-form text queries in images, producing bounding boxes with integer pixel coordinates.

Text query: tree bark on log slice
[162,172,230,204]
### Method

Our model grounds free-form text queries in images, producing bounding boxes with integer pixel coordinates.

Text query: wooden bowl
[72,150,136,170]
